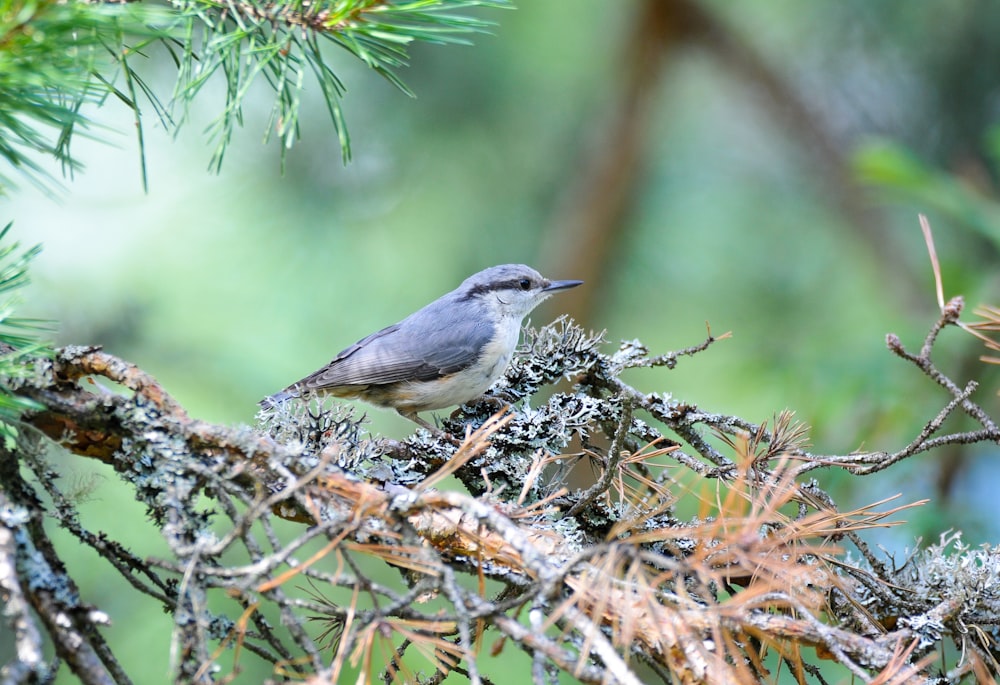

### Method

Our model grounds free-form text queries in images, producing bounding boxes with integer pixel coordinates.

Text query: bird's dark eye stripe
[503,278,530,289]
[462,277,535,300]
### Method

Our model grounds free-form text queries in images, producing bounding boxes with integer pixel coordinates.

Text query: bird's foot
[400,411,461,446]
[478,395,510,412]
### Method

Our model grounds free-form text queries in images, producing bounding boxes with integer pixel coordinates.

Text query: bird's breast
[477,318,521,379]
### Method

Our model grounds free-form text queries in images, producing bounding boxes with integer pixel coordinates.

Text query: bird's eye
[518,278,531,291]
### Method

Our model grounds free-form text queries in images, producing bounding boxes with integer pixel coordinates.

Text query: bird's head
[459,264,582,320]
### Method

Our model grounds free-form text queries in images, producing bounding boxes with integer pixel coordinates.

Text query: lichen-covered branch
[2,311,999,683]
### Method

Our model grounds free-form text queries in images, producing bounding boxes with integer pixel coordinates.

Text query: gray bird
[262,264,582,430]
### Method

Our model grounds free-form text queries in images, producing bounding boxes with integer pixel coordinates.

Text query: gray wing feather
[297,298,495,390]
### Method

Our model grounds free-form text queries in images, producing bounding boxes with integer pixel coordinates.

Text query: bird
[261,264,582,431]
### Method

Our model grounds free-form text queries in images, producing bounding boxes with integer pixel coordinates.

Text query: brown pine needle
[919,213,946,311]
[256,532,348,593]
[415,409,512,492]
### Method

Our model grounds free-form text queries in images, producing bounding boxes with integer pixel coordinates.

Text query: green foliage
[853,136,1000,248]
[170,0,511,170]
[0,0,175,193]
[0,222,47,447]
[0,0,511,193]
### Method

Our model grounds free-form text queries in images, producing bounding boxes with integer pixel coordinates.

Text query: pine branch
[0,0,173,193]
[0,0,510,192]
[3,308,1000,682]
[4,220,1000,682]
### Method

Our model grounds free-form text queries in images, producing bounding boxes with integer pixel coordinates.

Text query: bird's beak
[544,279,583,292]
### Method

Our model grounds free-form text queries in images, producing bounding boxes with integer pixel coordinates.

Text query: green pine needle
[0,0,512,191]
[0,222,49,445]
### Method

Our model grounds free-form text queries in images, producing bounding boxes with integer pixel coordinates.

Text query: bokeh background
[6,1,1000,681]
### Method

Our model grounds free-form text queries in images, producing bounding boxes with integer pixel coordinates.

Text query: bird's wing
[296,312,495,391]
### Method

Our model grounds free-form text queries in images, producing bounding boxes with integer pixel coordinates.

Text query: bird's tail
[259,388,298,410]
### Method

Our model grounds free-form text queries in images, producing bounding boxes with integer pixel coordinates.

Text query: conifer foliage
[0,0,508,191]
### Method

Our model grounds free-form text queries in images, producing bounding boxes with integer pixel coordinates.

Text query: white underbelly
[394,325,518,412]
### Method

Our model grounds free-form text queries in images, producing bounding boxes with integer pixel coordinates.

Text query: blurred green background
[6,0,1000,681]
